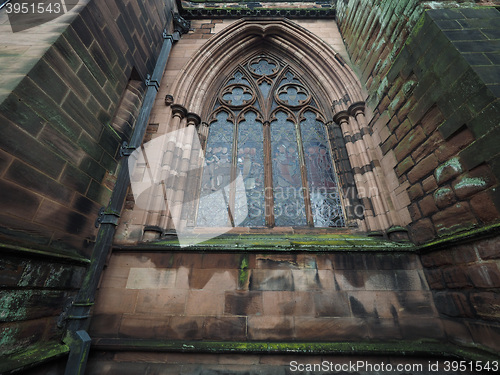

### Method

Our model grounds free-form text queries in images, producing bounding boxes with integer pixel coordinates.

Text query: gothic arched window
[197,54,345,228]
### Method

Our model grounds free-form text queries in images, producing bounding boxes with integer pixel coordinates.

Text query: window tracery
[197,54,346,228]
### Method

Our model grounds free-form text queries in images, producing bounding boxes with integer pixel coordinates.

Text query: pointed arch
[298,106,327,124]
[237,106,264,124]
[269,106,297,125]
[207,107,235,125]
[168,19,364,119]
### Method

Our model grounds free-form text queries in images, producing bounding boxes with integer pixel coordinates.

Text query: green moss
[238,255,249,288]
[146,233,416,252]
[418,221,500,251]
[104,122,121,140]
[0,242,90,264]
[91,338,500,361]
[0,341,69,374]
[0,327,20,356]
[402,80,416,96]
[434,187,452,199]
[386,226,408,234]
[377,76,389,100]
[454,177,486,190]
[0,290,31,321]
[435,157,462,183]
[405,11,426,47]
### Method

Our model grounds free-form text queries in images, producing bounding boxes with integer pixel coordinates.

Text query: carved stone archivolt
[168,19,365,116]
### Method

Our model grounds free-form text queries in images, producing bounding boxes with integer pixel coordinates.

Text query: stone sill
[113,223,500,253]
[113,232,415,252]
[91,338,499,362]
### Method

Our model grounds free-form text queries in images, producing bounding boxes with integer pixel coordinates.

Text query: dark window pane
[271,111,307,226]
[301,111,345,227]
[197,111,234,226]
[237,111,265,226]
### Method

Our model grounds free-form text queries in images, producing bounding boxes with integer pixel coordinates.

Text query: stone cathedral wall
[335,0,500,357]
[337,0,500,244]
[91,251,438,343]
[0,1,175,372]
[1,0,500,373]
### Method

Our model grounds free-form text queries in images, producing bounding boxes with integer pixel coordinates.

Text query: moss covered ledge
[0,341,69,374]
[113,223,500,253]
[417,222,500,253]
[91,338,499,362]
[113,233,416,252]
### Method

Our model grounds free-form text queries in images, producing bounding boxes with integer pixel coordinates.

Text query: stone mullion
[198,122,210,152]
[228,119,239,227]
[294,121,314,227]
[185,122,208,229]
[263,121,275,227]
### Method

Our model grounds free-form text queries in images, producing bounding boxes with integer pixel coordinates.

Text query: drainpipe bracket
[95,207,121,228]
[173,12,191,35]
[145,74,160,91]
[57,297,74,329]
[120,141,136,157]
[58,298,94,329]
[163,30,173,42]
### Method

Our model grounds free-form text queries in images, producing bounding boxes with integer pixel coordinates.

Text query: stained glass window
[301,111,345,227]
[198,55,345,228]
[197,111,234,227]
[271,111,306,226]
[238,111,265,226]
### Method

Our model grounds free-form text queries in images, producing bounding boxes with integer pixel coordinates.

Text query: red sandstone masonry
[421,234,500,352]
[343,3,500,243]
[90,251,441,343]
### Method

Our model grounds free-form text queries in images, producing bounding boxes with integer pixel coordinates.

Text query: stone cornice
[179,2,336,19]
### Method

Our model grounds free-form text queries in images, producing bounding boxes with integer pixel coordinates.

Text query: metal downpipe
[62,29,177,375]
